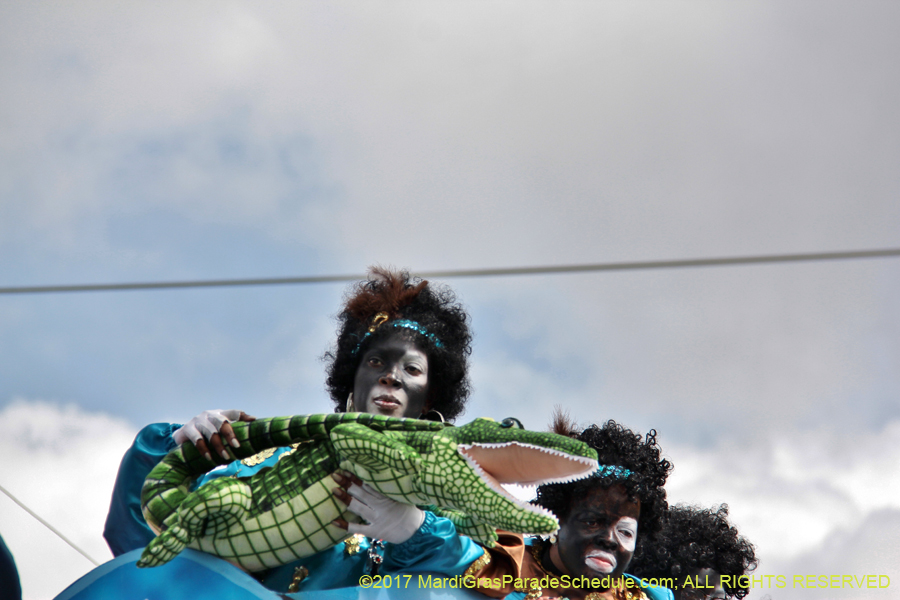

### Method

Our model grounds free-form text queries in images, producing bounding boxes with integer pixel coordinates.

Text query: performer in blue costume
[90,269,485,597]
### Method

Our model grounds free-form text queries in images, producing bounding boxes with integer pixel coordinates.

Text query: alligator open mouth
[458,442,598,527]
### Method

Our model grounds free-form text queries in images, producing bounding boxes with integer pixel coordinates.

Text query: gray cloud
[759,509,900,599]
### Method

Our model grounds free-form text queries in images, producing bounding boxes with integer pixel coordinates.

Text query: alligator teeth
[458,449,554,521]
[457,442,599,524]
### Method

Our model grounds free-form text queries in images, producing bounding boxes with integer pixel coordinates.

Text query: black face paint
[352,332,430,419]
[552,484,641,583]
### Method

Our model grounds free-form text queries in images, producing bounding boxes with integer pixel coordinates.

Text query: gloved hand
[172,409,256,461]
[332,472,425,544]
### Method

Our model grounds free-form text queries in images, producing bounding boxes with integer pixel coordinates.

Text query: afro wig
[324,267,473,422]
[628,504,758,599]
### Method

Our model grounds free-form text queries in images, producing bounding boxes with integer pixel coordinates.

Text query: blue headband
[592,465,633,480]
[352,314,444,356]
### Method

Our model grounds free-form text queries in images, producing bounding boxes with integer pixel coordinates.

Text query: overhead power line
[2,247,900,295]
[0,482,101,566]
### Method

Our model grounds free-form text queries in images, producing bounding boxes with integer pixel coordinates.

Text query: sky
[1,1,899,598]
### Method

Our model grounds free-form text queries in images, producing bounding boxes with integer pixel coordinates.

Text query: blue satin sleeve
[384,511,484,575]
[103,423,181,556]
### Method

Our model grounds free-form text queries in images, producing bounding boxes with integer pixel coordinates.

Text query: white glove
[344,483,425,544]
[173,409,243,447]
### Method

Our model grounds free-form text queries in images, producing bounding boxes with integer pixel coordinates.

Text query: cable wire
[2,247,900,295]
[0,482,101,566]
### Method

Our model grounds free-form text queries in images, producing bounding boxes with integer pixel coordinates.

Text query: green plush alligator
[138,413,598,572]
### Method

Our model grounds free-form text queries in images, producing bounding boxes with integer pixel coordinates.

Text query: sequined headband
[592,465,633,480]
[352,312,444,355]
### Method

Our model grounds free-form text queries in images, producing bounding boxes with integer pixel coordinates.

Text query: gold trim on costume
[463,547,491,579]
[277,441,307,461]
[241,447,276,466]
[286,565,309,592]
[523,580,543,599]
[584,592,645,600]
[343,533,366,556]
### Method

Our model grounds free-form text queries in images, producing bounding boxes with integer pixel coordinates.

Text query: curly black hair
[628,504,758,599]
[323,268,473,422]
[534,419,673,561]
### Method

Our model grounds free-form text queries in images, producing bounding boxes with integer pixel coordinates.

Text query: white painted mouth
[585,550,617,573]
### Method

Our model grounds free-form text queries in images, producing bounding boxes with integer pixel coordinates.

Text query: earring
[421,409,445,424]
[548,533,558,545]
[346,393,354,412]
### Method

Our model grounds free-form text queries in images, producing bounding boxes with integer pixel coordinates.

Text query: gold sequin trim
[463,547,491,579]
[286,565,309,592]
[523,579,543,599]
[343,533,366,556]
[241,447,276,466]
[616,589,647,600]
[277,441,307,461]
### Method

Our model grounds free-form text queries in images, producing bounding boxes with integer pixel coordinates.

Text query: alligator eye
[500,417,524,429]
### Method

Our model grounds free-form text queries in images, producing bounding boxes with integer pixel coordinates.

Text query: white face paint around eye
[614,516,638,552]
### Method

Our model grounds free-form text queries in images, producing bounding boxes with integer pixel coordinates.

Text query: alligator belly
[191,477,353,572]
